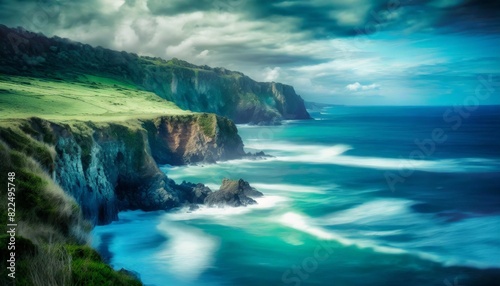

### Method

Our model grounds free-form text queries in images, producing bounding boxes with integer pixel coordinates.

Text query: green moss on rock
[197,113,216,137]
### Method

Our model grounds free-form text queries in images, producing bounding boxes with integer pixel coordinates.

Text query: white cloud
[346,82,380,91]
[264,67,281,82]
[196,49,210,58]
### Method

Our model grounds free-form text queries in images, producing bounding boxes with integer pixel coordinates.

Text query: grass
[197,113,216,137]
[0,139,142,285]
[0,74,191,122]
[66,245,142,286]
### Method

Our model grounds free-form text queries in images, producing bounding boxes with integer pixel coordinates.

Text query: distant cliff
[0,114,245,225]
[0,25,310,124]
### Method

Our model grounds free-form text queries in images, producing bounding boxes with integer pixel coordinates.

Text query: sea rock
[245,150,273,160]
[204,179,263,207]
[177,181,212,204]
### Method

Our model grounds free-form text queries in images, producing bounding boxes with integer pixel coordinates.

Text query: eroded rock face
[204,179,263,207]
[0,115,246,225]
[145,114,244,165]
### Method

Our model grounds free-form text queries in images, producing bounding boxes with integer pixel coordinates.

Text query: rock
[204,178,263,207]
[177,181,212,204]
[145,114,245,165]
[245,150,273,160]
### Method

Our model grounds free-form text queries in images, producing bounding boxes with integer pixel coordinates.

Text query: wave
[243,140,500,173]
[279,209,500,269]
[319,199,419,225]
[245,141,499,173]
[278,211,408,255]
[244,142,352,156]
[155,221,220,280]
[251,183,332,194]
[313,199,500,269]
[278,154,498,173]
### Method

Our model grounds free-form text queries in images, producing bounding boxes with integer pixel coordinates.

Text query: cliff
[0,25,310,124]
[0,114,245,225]
[0,134,142,285]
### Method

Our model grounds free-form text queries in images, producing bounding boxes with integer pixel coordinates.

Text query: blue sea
[92,106,500,286]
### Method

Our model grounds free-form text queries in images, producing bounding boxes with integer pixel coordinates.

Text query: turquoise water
[93,106,500,286]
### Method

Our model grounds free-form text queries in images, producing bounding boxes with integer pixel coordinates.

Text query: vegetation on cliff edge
[0,137,142,285]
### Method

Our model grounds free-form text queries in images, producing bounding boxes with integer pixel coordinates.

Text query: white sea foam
[155,221,220,280]
[244,142,352,155]
[278,201,500,269]
[256,145,499,173]
[318,199,500,269]
[278,212,407,255]
[243,140,499,173]
[251,183,331,194]
[166,195,289,221]
[319,199,419,225]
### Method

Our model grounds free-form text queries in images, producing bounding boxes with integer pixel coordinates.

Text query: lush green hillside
[0,74,189,122]
[0,25,310,124]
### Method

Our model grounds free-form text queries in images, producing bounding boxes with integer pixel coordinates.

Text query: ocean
[92,105,500,286]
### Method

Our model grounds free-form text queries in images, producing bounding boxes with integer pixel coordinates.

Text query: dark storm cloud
[0,0,113,33]
[1,0,499,41]
[432,0,500,34]
[0,0,498,105]
[145,0,500,37]
[147,0,214,15]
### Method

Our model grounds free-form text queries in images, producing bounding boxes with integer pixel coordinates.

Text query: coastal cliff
[0,114,245,225]
[141,61,311,124]
[0,25,310,125]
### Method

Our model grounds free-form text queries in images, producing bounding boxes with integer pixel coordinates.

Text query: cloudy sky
[1,0,499,105]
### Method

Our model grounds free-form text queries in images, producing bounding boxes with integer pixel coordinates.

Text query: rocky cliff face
[0,114,245,225]
[144,114,243,165]
[0,25,310,124]
[142,64,310,124]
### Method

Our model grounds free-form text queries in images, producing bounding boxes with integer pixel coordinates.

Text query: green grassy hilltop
[0,74,154,285]
[0,74,190,122]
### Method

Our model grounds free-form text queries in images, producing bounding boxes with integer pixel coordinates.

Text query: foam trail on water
[278,212,407,255]
[251,183,331,194]
[318,199,500,269]
[245,143,499,173]
[155,220,220,280]
[244,142,352,155]
[244,141,499,172]
[319,199,419,225]
[166,195,288,221]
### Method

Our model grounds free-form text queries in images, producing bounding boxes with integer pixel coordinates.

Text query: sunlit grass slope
[0,74,191,122]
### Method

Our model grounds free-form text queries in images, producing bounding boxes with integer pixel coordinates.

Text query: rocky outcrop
[0,25,311,125]
[0,114,246,225]
[204,179,263,207]
[177,182,212,204]
[144,114,244,165]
